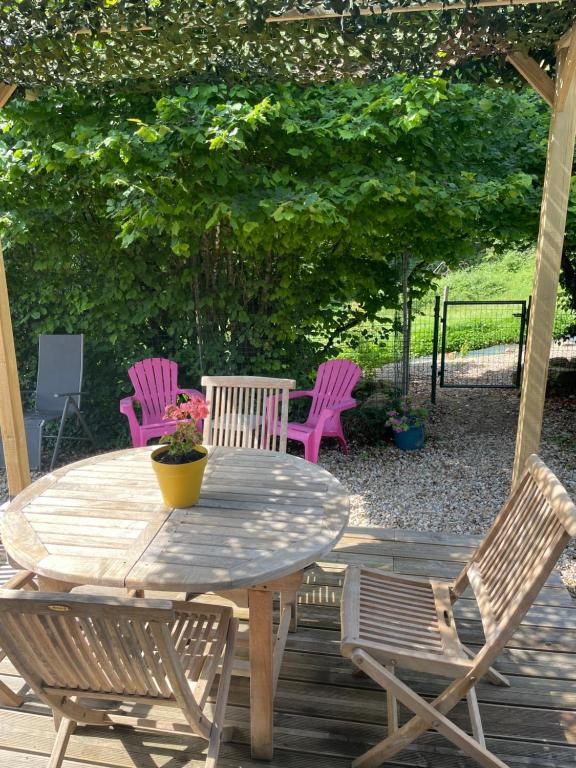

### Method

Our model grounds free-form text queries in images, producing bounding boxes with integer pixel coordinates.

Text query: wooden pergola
[0,0,575,495]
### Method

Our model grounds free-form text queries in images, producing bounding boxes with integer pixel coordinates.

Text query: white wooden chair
[202,375,295,452]
[0,592,238,768]
[341,454,576,768]
[0,569,36,707]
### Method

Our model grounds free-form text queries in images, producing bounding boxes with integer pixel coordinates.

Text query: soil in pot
[153,448,206,465]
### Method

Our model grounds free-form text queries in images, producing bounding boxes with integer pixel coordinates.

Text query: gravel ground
[320,387,576,590]
[1,386,575,588]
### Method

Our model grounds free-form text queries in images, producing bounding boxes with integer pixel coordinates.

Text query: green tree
[0,77,547,443]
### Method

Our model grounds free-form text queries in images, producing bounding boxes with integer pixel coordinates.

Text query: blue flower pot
[393,424,425,451]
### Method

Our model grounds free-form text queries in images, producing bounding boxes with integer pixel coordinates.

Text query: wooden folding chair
[0,591,238,768]
[202,375,295,452]
[0,568,36,708]
[341,454,576,768]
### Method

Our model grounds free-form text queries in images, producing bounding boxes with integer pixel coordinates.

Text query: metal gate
[435,300,528,393]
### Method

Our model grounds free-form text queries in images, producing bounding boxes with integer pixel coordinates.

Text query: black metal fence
[369,295,576,402]
[439,300,527,390]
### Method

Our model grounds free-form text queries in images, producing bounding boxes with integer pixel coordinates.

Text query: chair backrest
[309,359,362,419]
[202,375,295,451]
[35,334,84,413]
[453,455,576,656]
[128,358,180,425]
[0,591,231,735]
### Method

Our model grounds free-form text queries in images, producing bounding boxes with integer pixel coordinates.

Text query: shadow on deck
[1,527,575,767]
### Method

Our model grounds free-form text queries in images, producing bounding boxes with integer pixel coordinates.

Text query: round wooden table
[2,445,349,759]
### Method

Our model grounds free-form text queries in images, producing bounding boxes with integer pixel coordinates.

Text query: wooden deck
[1,527,575,768]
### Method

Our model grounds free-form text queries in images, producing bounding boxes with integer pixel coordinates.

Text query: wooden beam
[557,26,575,51]
[507,53,555,108]
[268,0,562,24]
[513,48,576,485]
[0,3,561,42]
[0,243,30,496]
[0,84,16,108]
[557,27,576,112]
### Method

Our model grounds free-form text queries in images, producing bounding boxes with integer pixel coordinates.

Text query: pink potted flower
[151,395,210,507]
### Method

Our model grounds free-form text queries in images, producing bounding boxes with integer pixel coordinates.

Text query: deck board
[0,527,575,767]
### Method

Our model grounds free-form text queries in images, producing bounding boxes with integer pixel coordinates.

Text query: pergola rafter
[506,52,555,106]
[268,0,562,23]
[0,0,574,493]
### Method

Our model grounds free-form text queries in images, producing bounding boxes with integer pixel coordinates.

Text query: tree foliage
[0,1,572,88]
[0,78,547,442]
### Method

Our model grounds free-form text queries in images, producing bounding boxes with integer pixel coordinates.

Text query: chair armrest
[119,395,136,414]
[288,390,314,400]
[314,399,357,430]
[324,398,357,414]
[3,571,36,590]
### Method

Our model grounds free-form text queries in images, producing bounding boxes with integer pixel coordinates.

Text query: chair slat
[473,471,568,626]
[81,615,126,692]
[3,614,59,687]
[45,614,103,691]
[117,618,154,694]
[132,620,171,698]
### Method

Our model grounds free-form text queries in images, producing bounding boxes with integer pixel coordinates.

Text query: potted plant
[151,396,210,507]
[385,397,428,451]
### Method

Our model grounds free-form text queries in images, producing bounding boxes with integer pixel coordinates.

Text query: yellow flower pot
[151,445,208,508]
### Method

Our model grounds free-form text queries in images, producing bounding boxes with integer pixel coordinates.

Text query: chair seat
[286,421,340,438]
[341,566,472,678]
[286,422,315,436]
[141,418,180,432]
[0,416,46,471]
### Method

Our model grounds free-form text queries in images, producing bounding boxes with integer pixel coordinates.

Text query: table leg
[248,588,274,760]
[280,588,298,633]
[36,576,77,592]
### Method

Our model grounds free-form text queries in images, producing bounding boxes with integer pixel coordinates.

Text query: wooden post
[513,46,576,485]
[0,82,29,496]
[0,84,16,107]
[0,243,30,495]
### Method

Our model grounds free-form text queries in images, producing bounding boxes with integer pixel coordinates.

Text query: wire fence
[367,295,576,401]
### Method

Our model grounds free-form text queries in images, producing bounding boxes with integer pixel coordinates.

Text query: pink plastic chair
[286,359,362,463]
[120,358,203,447]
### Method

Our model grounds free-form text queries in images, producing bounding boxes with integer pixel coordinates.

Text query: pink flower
[180,396,210,420]
[159,396,209,456]
[163,404,180,421]
[163,396,209,423]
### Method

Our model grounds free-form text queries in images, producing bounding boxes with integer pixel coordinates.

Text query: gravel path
[320,388,576,589]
